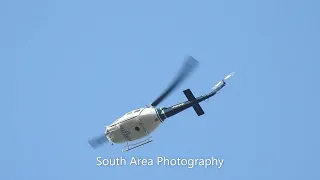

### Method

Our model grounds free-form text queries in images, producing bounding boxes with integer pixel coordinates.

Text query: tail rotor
[212,72,235,90]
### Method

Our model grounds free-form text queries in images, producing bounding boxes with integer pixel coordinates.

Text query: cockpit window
[126,112,132,115]
[134,109,141,113]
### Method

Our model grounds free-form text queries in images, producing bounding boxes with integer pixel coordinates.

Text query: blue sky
[2,0,320,179]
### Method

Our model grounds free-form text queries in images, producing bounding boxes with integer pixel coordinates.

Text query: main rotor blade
[150,56,199,107]
[88,134,109,149]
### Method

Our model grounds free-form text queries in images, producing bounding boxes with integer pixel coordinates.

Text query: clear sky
[2,0,320,179]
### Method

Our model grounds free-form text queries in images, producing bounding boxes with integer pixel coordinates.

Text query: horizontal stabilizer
[183,89,205,116]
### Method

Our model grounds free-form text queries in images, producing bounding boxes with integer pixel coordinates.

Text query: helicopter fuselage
[106,107,162,143]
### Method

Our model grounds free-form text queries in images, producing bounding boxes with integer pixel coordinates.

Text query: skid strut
[122,120,153,152]
[122,137,153,152]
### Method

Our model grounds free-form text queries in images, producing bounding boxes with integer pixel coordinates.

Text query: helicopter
[88,56,234,152]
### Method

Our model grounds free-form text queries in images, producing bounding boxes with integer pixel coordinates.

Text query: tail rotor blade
[150,56,199,107]
[88,134,109,149]
[224,72,235,81]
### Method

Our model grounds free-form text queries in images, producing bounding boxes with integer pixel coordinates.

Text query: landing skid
[122,137,153,152]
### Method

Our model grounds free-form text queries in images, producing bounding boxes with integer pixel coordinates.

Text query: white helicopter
[89,56,234,152]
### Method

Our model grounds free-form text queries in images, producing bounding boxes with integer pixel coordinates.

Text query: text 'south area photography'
[96,156,224,169]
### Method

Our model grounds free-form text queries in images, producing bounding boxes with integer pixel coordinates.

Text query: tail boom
[155,72,234,121]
